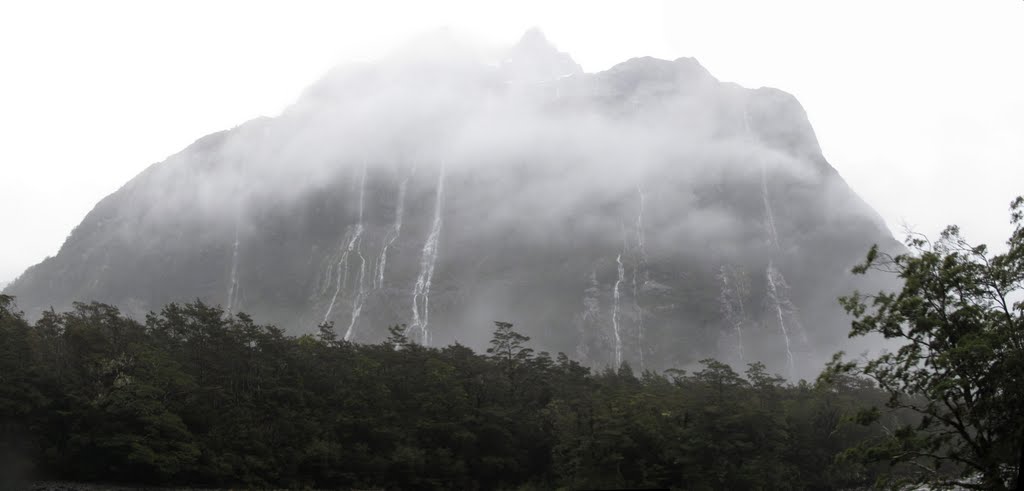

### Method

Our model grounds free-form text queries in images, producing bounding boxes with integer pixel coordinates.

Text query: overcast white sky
[1,0,1022,283]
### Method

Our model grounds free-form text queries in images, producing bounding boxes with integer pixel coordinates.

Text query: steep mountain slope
[5,31,899,378]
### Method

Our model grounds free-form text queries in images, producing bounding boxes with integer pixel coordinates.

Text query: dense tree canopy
[0,295,908,490]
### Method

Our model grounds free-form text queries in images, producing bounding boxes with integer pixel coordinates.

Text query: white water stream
[408,163,446,346]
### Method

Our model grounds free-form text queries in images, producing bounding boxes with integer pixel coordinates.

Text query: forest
[0,297,905,490]
[1,201,1022,490]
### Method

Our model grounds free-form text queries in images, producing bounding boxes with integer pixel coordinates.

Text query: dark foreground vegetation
[2,198,1023,490]
[0,296,905,490]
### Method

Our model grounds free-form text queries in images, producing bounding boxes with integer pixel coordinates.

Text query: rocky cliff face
[5,31,899,378]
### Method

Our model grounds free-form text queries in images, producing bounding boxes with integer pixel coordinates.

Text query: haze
[1,0,1022,283]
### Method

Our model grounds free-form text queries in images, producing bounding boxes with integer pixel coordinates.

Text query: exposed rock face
[5,31,900,378]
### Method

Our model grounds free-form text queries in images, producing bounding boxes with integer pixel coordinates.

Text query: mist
[138,30,829,244]
[4,28,900,381]
[3,7,1022,489]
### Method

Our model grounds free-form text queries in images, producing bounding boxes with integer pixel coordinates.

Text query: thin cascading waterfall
[760,166,802,372]
[343,164,371,336]
[343,162,371,340]
[323,232,359,324]
[766,261,796,378]
[632,186,647,370]
[612,252,625,368]
[319,237,346,298]
[319,231,348,299]
[225,220,241,316]
[760,228,809,377]
[408,162,446,346]
[745,107,781,249]
[745,105,806,376]
[344,238,368,341]
[374,175,408,290]
[323,163,368,324]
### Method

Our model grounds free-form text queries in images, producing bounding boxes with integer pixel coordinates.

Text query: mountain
[4,30,900,379]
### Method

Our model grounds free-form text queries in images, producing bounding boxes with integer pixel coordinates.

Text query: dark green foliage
[827,197,1024,490]
[1,298,905,490]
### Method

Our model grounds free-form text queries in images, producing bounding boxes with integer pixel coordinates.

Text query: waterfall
[760,166,802,377]
[323,163,367,324]
[745,105,806,377]
[343,163,371,340]
[766,261,796,378]
[612,253,624,368]
[408,163,446,346]
[374,175,408,289]
[344,239,368,341]
[226,220,240,316]
[632,186,646,370]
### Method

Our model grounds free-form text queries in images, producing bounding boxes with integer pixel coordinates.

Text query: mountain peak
[6,36,899,380]
[516,27,554,51]
[501,27,582,83]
